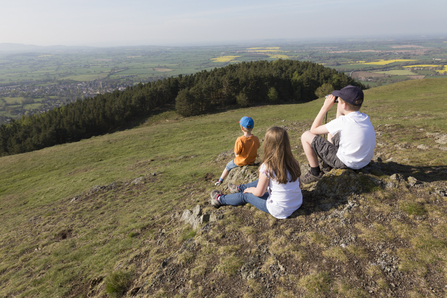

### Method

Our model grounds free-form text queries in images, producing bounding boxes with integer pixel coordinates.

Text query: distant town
[0,79,144,123]
[1,38,446,124]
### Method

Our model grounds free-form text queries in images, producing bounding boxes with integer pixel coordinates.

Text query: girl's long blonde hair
[262,127,301,184]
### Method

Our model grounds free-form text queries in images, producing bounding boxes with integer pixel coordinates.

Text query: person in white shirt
[210,127,302,219]
[300,85,376,184]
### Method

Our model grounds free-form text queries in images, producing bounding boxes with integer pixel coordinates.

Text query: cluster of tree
[0,59,364,156]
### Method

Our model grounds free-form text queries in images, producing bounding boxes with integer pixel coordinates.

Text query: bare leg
[301,131,319,168]
[219,168,229,181]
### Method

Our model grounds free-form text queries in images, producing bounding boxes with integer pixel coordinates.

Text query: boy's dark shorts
[311,133,348,169]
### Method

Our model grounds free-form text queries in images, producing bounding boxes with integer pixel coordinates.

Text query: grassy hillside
[1,78,447,297]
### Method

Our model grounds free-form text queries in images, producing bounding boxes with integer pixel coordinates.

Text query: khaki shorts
[310,133,348,169]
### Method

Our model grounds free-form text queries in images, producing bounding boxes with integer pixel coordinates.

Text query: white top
[325,111,376,170]
[260,163,303,219]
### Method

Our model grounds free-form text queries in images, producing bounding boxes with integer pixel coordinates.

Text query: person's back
[234,134,259,166]
[300,85,376,184]
[326,110,375,169]
[215,116,260,185]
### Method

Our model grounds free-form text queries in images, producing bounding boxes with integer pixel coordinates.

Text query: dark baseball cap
[332,85,364,106]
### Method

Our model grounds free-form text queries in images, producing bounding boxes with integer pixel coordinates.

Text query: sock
[218,178,224,182]
[311,166,321,176]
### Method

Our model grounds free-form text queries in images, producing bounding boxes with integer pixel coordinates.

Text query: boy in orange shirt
[215,116,260,186]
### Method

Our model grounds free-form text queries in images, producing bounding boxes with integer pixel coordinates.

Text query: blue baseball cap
[239,116,254,129]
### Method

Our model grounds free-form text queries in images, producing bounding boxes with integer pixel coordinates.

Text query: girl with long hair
[210,126,302,219]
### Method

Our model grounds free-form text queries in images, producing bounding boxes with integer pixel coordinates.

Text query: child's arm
[234,138,242,156]
[243,173,269,197]
[310,94,336,135]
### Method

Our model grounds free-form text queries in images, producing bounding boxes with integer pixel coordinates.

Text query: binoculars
[325,95,338,103]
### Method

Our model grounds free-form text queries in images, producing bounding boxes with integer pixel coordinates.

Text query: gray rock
[192,205,202,217]
[180,205,211,229]
[225,165,259,186]
[390,173,404,182]
[131,177,144,185]
[407,176,418,186]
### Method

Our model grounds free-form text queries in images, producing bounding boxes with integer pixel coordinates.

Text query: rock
[386,182,397,189]
[417,144,430,150]
[426,133,447,144]
[192,205,202,217]
[225,165,259,187]
[131,177,144,185]
[312,169,377,197]
[390,173,404,182]
[215,150,234,162]
[70,196,81,203]
[180,205,211,229]
[407,176,418,186]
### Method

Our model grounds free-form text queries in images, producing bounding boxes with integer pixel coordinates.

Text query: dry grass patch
[399,200,427,217]
[260,256,277,274]
[334,279,368,297]
[213,255,244,277]
[269,236,300,257]
[177,251,195,265]
[322,246,348,262]
[246,279,265,296]
[297,271,331,296]
[301,231,330,247]
[355,222,395,243]
[218,244,241,255]
[390,219,415,239]
[346,245,368,259]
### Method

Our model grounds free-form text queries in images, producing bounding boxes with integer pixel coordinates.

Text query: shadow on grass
[288,161,447,219]
[378,161,447,183]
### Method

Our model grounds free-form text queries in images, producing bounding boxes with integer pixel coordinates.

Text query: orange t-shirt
[234,135,260,166]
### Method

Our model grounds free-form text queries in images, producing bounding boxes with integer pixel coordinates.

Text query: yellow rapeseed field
[247,47,288,53]
[403,65,440,68]
[211,56,240,63]
[248,47,280,50]
[269,54,289,59]
[436,66,447,73]
[363,59,417,65]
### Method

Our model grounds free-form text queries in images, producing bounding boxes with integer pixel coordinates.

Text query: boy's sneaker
[228,183,239,193]
[210,190,223,208]
[214,180,222,186]
[301,171,323,184]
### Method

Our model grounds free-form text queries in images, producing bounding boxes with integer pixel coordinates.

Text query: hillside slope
[1,78,447,297]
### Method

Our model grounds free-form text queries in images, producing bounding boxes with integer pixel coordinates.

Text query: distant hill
[0,43,94,53]
[0,59,363,156]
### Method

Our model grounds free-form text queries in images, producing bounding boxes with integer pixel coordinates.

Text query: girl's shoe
[210,190,222,208]
[228,183,239,193]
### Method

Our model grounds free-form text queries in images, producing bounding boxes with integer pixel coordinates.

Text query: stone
[225,165,259,187]
[407,176,418,186]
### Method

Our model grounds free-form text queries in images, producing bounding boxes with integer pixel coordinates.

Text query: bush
[105,271,132,297]
[267,87,279,102]
[236,92,249,107]
[315,83,334,98]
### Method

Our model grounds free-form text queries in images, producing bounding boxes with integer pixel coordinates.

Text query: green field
[374,69,416,75]
[1,78,447,296]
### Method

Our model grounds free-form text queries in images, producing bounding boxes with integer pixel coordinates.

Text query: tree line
[0,59,364,156]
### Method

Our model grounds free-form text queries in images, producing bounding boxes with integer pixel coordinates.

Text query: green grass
[1,77,447,296]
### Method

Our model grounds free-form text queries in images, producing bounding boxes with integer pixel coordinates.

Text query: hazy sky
[1,0,445,47]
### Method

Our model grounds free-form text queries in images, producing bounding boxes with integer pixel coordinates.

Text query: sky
[1,0,446,47]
